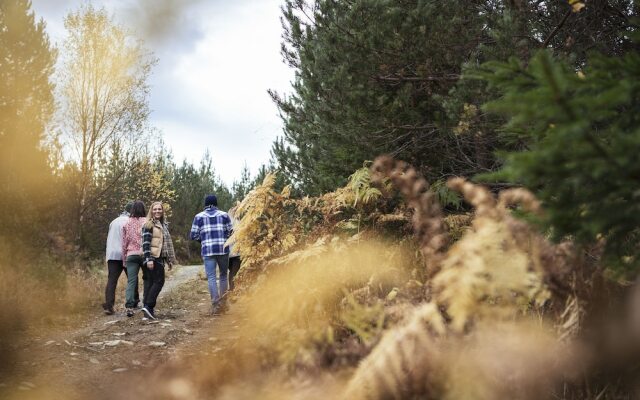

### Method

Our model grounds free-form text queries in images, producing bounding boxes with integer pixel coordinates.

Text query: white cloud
[30,0,293,184]
[151,0,292,184]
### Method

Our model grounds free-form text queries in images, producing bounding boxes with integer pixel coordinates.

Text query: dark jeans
[103,259,139,310]
[229,256,241,291]
[141,258,165,309]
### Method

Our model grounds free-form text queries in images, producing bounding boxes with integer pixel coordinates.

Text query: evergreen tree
[231,163,253,204]
[271,0,636,195]
[0,0,56,233]
[476,31,640,273]
[171,152,231,261]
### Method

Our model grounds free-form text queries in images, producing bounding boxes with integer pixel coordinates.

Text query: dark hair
[124,201,133,213]
[130,201,146,218]
[205,194,218,207]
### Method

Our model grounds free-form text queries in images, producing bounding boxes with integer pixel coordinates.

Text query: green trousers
[125,255,145,308]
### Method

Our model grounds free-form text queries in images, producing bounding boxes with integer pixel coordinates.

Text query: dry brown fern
[343,171,578,399]
[344,303,446,400]
[227,173,298,271]
[436,177,553,331]
[446,177,497,218]
[371,155,447,270]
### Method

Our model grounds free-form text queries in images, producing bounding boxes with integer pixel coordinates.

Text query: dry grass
[0,240,103,380]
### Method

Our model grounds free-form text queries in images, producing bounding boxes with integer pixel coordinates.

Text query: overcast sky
[30,0,293,185]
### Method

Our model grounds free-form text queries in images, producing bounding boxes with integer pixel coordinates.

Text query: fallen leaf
[104,340,133,347]
[44,340,56,346]
[112,368,128,373]
[149,341,166,347]
[89,358,100,364]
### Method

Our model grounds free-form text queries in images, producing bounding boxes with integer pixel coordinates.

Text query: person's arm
[142,225,153,269]
[121,223,128,264]
[105,221,114,262]
[189,215,201,242]
[222,214,233,253]
[224,215,233,239]
[164,225,177,268]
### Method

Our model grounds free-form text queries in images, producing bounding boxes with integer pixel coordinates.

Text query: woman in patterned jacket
[140,201,177,320]
[121,201,147,317]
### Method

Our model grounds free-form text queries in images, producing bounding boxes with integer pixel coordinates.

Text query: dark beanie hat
[205,194,218,207]
[124,201,134,213]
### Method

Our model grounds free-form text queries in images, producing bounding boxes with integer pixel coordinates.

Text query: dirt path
[6,264,242,399]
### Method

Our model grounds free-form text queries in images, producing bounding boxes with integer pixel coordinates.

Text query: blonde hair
[144,201,165,230]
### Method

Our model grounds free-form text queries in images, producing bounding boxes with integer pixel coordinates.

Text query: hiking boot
[141,306,156,320]
[103,307,115,316]
[126,308,134,317]
[210,304,222,316]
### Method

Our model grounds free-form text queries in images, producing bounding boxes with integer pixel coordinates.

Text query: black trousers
[229,256,241,290]
[104,259,139,310]
[141,258,165,309]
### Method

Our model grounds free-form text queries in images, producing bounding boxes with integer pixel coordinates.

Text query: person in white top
[228,206,242,291]
[102,202,139,315]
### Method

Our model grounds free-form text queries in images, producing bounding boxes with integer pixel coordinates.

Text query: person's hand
[147,260,155,270]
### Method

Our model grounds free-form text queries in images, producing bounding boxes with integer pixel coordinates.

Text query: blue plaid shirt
[190,206,233,257]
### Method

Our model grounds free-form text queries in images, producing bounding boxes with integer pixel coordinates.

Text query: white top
[105,213,129,261]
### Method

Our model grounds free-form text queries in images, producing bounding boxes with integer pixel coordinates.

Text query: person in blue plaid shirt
[190,194,233,315]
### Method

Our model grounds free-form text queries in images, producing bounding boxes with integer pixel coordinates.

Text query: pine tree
[476,31,640,273]
[0,0,57,233]
[170,152,232,260]
[271,0,636,195]
[231,163,253,204]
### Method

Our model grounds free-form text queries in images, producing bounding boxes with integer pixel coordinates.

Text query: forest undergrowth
[107,156,639,400]
[0,236,104,379]
[2,155,638,400]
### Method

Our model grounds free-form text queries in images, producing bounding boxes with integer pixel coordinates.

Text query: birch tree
[59,5,155,243]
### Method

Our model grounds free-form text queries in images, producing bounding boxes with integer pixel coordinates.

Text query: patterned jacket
[189,206,233,257]
[121,217,146,263]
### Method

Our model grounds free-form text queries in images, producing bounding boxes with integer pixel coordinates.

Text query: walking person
[122,200,147,317]
[103,202,139,314]
[228,205,242,291]
[190,194,233,315]
[141,201,176,320]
